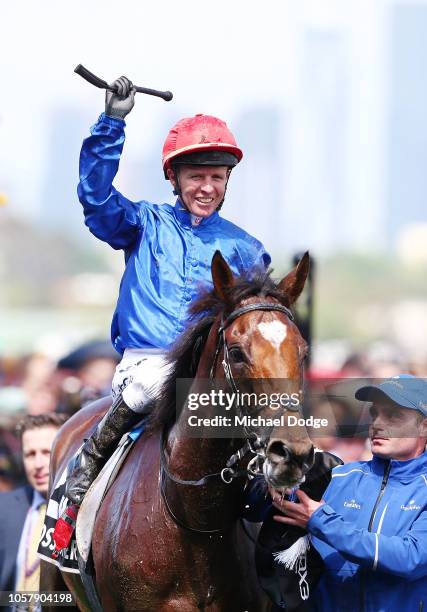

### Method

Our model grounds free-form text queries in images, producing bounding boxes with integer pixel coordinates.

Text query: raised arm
[77,76,146,250]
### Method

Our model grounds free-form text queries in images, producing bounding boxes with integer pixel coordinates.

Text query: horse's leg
[39,561,78,612]
[61,574,93,612]
[40,561,93,612]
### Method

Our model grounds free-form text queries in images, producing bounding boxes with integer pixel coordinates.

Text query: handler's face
[369,400,427,461]
[169,165,228,218]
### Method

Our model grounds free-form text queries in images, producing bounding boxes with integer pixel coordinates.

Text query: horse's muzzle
[263,440,314,489]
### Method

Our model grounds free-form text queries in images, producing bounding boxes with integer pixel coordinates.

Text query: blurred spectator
[21,354,58,416]
[1,342,119,423]
[25,386,57,416]
[0,387,27,491]
[408,359,427,377]
[340,351,371,377]
[0,353,59,417]
[305,385,371,463]
[332,436,371,462]
[305,395,345,452]
[21,354,55,392]
[0,413,67,605]
[365,341,406,378]
[56,340,119,412]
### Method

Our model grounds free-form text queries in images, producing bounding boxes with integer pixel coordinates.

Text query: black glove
[105,76,136,119]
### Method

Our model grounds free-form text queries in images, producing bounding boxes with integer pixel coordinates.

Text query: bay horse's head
[152,251,314,492]
[203,251,314,490]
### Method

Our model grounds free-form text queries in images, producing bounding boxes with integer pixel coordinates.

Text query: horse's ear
[278,251,310,305]
[211,251,235,301]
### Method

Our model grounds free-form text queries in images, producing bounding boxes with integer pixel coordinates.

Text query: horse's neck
[165,419,241,532]
[167,423,235,481]
[164,348,242,530]
[168,337,235,477]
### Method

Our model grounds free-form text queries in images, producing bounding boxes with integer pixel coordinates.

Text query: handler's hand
[271,489,324,529]
[105,76,136,119]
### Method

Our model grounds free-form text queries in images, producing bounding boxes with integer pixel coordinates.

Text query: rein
[160,301,294,534]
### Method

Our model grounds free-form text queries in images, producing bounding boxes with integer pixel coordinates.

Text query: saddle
[37,424,145,573]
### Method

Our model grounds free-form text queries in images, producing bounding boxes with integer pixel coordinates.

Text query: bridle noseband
[160,301,295,533]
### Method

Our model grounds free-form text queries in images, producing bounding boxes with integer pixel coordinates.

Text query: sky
[1,0,426,257]
[0,0,297,200]
[1,0,427,356]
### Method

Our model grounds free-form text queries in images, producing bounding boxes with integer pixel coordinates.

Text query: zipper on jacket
[360,460,391,612]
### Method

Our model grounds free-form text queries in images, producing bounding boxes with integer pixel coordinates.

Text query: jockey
[65,76,271,506]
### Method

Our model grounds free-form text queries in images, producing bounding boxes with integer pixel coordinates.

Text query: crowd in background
[0,340,119,491]
[0,340,426,491]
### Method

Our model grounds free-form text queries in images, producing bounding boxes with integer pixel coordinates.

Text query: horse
[41,251,314,611]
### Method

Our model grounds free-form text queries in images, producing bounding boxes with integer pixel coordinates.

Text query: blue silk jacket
[243,453,427,611]
[309,453,427,612]
[78,114,271,355]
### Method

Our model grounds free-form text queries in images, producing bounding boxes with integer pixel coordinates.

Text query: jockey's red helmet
[162,114,243,178]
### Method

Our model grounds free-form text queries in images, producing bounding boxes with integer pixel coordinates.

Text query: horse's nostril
[267,441,290,461]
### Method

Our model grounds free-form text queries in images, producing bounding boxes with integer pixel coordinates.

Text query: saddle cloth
[37,424,145,573]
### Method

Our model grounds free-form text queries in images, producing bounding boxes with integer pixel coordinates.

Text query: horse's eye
[228,346,246,364]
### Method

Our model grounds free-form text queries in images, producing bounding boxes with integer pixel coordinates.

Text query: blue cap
[355,374,427,416]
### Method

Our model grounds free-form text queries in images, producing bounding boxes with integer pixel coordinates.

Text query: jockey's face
[168,165,229,217]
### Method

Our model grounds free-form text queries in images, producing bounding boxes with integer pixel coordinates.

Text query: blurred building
[39,107,92,240]
[387,2,427,247]
[285,28,349,255]
[229,107,283,259]
[274,1,388,256]
[117,109,179,207]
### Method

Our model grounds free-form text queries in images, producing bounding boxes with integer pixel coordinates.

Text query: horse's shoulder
[118,428,161,479]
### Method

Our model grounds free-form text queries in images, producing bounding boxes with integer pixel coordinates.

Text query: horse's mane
[147,270,290,431]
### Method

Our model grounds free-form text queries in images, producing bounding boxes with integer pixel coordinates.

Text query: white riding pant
[111,348,173,414]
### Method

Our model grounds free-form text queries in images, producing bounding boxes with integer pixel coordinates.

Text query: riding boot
[65,394,142,505]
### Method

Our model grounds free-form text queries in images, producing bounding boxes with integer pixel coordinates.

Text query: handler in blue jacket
[271,375,427,612]
[65,76,270,506]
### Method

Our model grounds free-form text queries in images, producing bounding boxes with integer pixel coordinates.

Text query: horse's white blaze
[257,321,287,349]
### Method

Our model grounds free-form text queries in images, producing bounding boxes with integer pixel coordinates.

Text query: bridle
[210,302,294,392]
[210,302,298,478]
[160,300,296,533]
